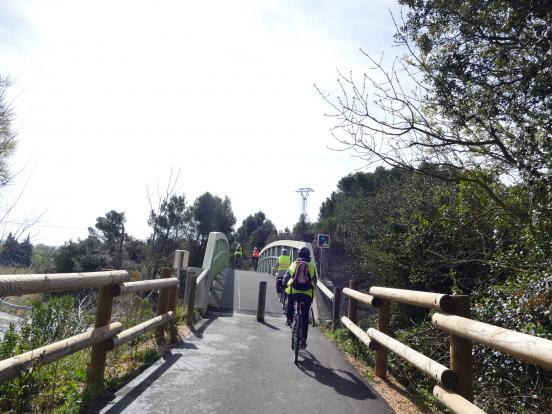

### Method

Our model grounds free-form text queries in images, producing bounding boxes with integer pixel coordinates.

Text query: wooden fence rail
[0,271,130,297]
[334,280,552,414]
[0,252,190,388]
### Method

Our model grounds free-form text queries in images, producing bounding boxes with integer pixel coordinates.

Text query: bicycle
[291,299,308,364]
[280,289,287,308]
[276,278,285,302]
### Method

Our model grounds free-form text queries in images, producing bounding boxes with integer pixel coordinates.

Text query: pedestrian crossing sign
[318,234,330,248]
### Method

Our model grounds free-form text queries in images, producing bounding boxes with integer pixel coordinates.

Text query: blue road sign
[318,234,330,248]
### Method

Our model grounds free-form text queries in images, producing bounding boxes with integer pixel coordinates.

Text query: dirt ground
[344,354,436,414]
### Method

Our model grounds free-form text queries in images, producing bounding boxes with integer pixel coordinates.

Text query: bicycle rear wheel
[294,310,302,364]
[291,313,298,350]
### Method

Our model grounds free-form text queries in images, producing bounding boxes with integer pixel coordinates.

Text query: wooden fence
[0,258,188,385]
[333,279,552,414]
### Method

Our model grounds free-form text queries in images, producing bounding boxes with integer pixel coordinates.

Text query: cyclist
[275,248,291,302]
[252,247,260,270]
[234,244,243,269]
[284,246,317,349]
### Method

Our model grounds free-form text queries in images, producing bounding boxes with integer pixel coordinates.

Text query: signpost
[318,234,330,249]
[317,234,330,279]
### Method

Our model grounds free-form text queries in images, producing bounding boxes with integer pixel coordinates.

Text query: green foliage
[398,0,552,212]
[148,194,188,256]
[32,244,57,273]
[325,327,374,368]
[292,214,314,243]
[472,273,552,413]
[235,211,277,253]
[0,292,186,413]
[54,237,107,272]
[92,210,126,267]
[0,296,87,412]
[190,192,236,244]
[317,164,552,413]
[0,75,16,187]
[1,233,33,267]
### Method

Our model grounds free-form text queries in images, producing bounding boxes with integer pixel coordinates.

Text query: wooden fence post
[347,279,358,324]
[375,298,390,378]
[155,267,172,342]
[173,250,189,299]
[89,285,114,384]
[449,295,473,401]
[332,287,341,331]
[186,274,197,328]
[167,274,179,343]
[257,281,267,322]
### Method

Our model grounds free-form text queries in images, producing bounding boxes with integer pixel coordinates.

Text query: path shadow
[260,320,280,330]
[190,316,217,339]
[208,269,235,312]
[297,351,377,400]
[174,341,198,350]
[101,352,182,414]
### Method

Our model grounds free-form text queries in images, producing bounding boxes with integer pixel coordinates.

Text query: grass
[0,296,197,413]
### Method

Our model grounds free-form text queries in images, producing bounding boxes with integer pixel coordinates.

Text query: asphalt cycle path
[0,310,20,338]
[100,270,393,414]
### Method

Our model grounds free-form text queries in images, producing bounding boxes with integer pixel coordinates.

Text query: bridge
[98,236,392,413]
[1,232,551,414]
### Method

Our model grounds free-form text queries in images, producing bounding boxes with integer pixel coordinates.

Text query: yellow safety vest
[285,260,317,298]
[277,255,291,271]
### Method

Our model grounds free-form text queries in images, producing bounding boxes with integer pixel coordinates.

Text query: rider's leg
[299,294,312,339]
[286,292,295,324]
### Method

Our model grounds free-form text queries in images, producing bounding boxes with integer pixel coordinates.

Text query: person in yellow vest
[283,247,317,349]
[275,249,291,303]
[234,244,243,269]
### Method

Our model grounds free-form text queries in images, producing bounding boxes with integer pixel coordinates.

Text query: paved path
[100,270,393,414]
[0,310,20,338]
[208,269,284,316]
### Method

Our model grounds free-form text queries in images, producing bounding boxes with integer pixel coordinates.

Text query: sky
[0,0,403,246]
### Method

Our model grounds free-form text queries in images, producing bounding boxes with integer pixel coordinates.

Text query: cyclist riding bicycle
[234,244,243,268]
[284,246,317,349]
[275,248,291,300]
[252,247,260,271]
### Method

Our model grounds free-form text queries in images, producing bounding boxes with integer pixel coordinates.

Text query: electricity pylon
[296,187,314,219]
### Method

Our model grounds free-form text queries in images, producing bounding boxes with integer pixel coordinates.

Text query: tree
[321,1,552,218]
[124,236,147,263]
[93,210,126,267]
[19,235,32,267]
[0,233,18,265]
[54,237,107,273]
[0,233,32,267]
[148,194,188,276]
[292,214,313,243]
[189,192,236,246]
[0,76,16,188]
[236,211,266,244]
[248,219,277,250]
[32,244,57,273]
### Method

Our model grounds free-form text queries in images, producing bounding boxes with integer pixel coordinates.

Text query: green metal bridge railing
[190,232,230,314]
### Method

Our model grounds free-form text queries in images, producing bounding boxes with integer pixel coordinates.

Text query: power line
[3,220,89,231]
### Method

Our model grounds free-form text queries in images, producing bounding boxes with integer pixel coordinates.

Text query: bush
[0,295,87,412]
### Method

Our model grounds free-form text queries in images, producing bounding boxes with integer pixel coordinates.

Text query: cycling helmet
[298,247,310,259]
[281,248,288,255]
